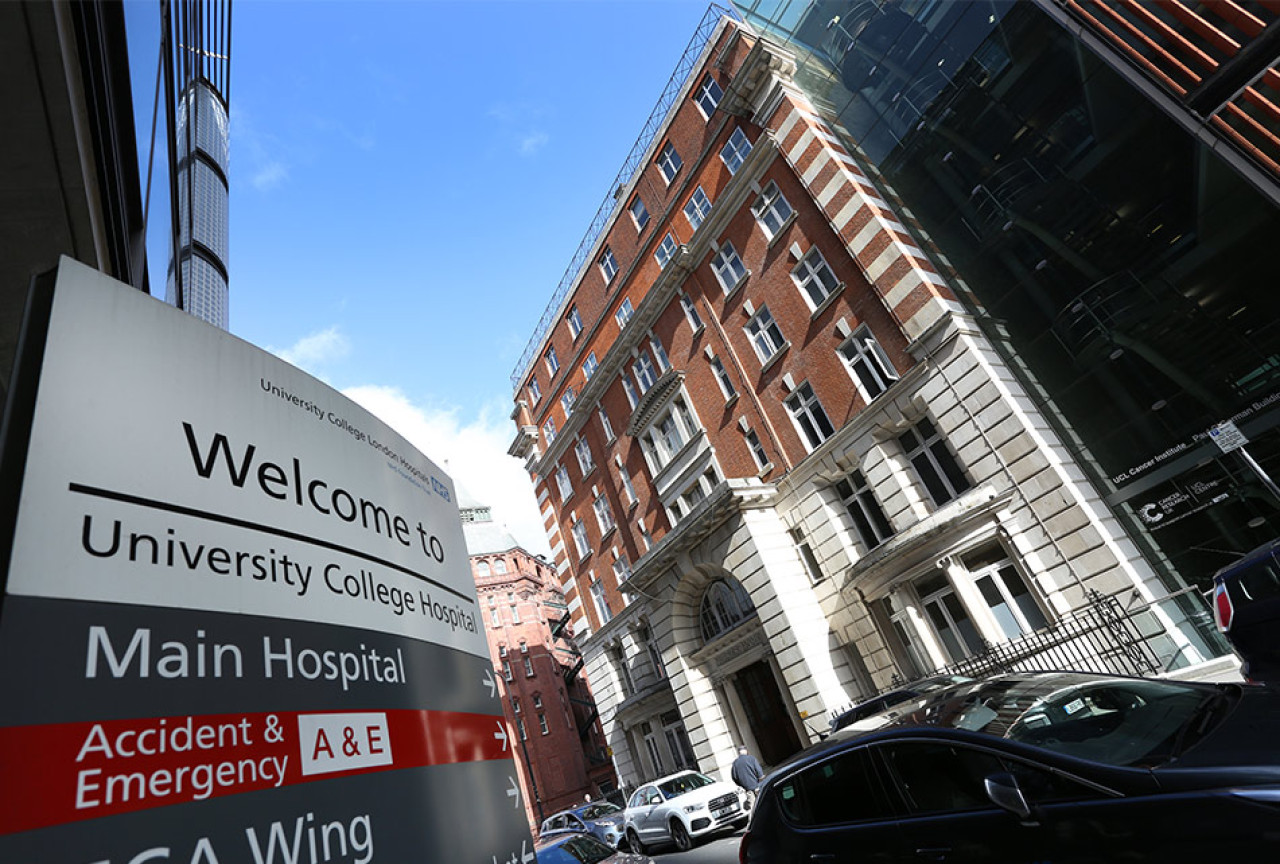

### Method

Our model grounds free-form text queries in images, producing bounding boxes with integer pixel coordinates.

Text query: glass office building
[733,0,1280,609]
[165,80,230,330]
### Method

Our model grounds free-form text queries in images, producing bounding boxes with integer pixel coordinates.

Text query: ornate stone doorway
[730,659,804,766]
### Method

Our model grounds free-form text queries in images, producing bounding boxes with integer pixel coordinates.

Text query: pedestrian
[731,745,764,809]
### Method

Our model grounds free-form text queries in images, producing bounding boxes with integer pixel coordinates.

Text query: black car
[828,675,972,733]
[742,672,1280,863]
[1213,537,1280,682]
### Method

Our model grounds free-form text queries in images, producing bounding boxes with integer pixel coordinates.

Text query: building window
[533,694,542,709]
[638,397,699,473]
[790,527,824,583]
[745,305,786,363]
[545,346,559,376]
[683,186,712,230]
[900,418,970,507]
[650,336,671,373]
[711,241,748,294]
[493,559,507,575]
[679,294,703,331]
[615,298,634,329]
[622,375,639,409]
[555,465,572,501]
[509,592,521,624]
[590,578,612,624]
[785,382,835,451]
[720,127,752,174]
[618,464,637,506]
[594,493,616,535]
[573,437,594,475]
[629,195,649,231]
[655,232,678,269]
[524,656,535,677]
[526,377,541,405]
[694,73,722,117]
[538,713,549,735]
[698,578,755,643]
[542,417,557,446]
[512,697,520,714]
[710,356,736,400]
[567,305,583,339]
[967,547,1050,640]
[792,247,841,310]
[752,181,794,239]
[490,604,500,627]
[641,624,666,680]
[517,717,527,740]
[835,470,894,551]
[583,352,599,381]
[744,428,769,470]
[839,328,899,403]
[640,523,653,551]
[503,660,513,681]
[571,517,590,559]
[656,141,683,183]
[561,388,576,415]
[476,560,491,578]
[599,246,618,282]
[599,407,615,442]
[633,353,658,394]
[915,571,984,662]
[612,554,632,586]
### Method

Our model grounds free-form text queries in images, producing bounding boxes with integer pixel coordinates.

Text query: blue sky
[124,0,728,554]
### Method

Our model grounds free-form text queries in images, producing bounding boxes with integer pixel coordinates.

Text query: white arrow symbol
[506,776,520,808]
[506,854,517,864]
[483,669,496,698]
[494,721,508,752]
[521,840,534,864]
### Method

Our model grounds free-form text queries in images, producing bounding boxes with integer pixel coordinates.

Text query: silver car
[540,801,628,849]
[623,770,748,853]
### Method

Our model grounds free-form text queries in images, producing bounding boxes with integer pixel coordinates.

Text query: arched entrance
[696,578,804,766]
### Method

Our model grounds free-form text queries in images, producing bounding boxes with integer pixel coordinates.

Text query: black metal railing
[835,590,1164,724]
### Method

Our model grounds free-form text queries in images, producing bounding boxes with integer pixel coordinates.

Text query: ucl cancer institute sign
[0,259,533,863]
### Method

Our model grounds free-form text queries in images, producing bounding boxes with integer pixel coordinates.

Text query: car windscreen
[658,772,715,798]
[895,675,1218,767]
[580,803,621,819]
[535,835,615,864]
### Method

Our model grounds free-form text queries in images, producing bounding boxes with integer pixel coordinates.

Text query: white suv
[624,770,748,853]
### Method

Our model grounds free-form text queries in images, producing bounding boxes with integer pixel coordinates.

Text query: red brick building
[461,494,616,832]
[508,7,1226,790]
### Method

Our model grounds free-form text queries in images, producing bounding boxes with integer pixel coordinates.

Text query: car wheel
[670,818,692,852]
[626,828,646,856]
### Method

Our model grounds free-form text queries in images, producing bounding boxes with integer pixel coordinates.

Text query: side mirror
[983,772,1034,823]
[648,794,662,805]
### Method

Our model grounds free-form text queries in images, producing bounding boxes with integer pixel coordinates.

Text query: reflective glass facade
[735,1,1280,604]
[166,81,230,330]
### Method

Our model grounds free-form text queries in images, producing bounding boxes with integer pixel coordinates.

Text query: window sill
[600,526,617,543]
[760,341,791,374]
[689,322,705,337]
[756,462,774,479]
[627,499,639,512]
[723,270,751,301]
[809,281,847,320]
[723,392,740,408]
[763,212,798,248]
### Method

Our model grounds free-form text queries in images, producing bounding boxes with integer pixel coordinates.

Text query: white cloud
[342,385,549,558]
[519,131,549,156]
[251,161,288,190]
[269,326,351,374]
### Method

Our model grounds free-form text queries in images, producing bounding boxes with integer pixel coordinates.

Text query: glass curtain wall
[735,0,1280,617]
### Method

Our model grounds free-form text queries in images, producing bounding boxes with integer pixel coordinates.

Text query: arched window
[698,578,755,643]
[494,559,508,575]
[476,561,491,578]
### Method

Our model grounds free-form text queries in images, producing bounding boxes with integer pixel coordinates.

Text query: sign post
[0,259,532,862]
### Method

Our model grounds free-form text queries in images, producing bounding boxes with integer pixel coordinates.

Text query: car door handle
[916,849,950,861]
